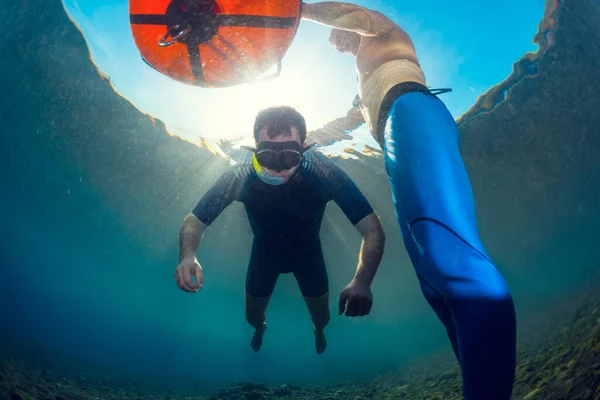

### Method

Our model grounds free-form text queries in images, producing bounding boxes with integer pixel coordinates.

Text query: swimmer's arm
[301,2,387,36]
[307,107,364,146]
[352,212,385,286]
[179,213,208,262]
[180,169,241,261]
[340,107,366,130]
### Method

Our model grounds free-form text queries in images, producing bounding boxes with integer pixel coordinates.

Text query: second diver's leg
[382,86,517,400]
[294,245,330,354]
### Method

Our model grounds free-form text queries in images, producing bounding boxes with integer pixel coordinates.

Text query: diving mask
[243,141,315,172]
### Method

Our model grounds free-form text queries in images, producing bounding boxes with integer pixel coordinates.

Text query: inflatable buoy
[129,0,301,87]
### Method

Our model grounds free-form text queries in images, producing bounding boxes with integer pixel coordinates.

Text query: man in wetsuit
[302,3,517,399]
[175,106,385,354]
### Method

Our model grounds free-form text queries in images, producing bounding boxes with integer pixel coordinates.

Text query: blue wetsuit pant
[382,84,516,400]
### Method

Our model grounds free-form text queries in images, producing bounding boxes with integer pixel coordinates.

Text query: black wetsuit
[192,152,374,298]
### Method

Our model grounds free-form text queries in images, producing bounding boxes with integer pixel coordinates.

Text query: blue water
[2,0,600,394]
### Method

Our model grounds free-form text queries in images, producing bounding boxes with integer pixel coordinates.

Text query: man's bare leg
[303,292,330,354]
[245,291,271,352]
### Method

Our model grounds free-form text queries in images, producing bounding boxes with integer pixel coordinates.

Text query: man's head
[329,29,361,56]
[252,106,307,184]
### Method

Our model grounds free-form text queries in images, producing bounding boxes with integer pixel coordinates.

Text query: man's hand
[338,278,373,317]
[300,1,379,37]
[175,258,203,293]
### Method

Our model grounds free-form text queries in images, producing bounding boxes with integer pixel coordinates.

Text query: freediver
[175,106,386,354]
[301,2,517,399]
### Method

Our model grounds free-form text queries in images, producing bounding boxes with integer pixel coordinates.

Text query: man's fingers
[359,300,369,316]
[345,298,360,317]
[345,297,372,317]
[181,285,196,293]
[356,302,365,317]
[174,268,185,289]
[175,268,197,293]
[338,292,347,315]
[183,267,198,290]
[194,266,203,289]
[364,300,373,316]
[361,303,369,316]
[358,299,372,316]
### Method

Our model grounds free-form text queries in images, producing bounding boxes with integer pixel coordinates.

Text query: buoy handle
[158,24,192,47]
[257,60,283,82]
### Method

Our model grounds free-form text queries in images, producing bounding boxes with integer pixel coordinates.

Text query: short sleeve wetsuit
[192,151,374,298]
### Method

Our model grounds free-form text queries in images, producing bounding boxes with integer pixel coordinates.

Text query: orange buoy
[129,0,301,87]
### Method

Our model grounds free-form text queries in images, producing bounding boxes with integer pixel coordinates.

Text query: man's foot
[251,322,267,352]
[314,327,327,354]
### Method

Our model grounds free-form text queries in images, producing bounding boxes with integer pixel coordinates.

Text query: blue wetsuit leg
[382,88,517,400]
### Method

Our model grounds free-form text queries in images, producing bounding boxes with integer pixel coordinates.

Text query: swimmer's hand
[338,278,373,317]
[174,258,203,293]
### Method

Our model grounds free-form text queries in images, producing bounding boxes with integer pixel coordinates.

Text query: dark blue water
[2,0,600,393]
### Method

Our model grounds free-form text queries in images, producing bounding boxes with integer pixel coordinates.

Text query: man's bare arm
[353,212,385,286]
[301,1,388,36]
[179,213,207,262]
[336,106,366,132]
[307,107,365,146]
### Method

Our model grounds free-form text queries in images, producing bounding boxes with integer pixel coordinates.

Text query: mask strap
[243,143,315,154]
[302,143,317,153]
